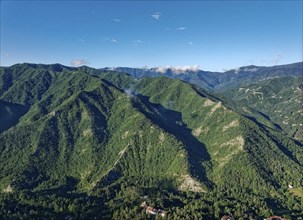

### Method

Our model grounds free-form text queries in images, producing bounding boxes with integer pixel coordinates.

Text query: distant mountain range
[102,62,302,90]
[0,62,302,219]
[104,62,303,141]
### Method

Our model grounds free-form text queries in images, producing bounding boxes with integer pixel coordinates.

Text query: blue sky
[1,1,302,71]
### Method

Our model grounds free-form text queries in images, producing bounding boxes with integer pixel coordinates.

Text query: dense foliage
[0,63,302,219]
[219,76,303,140]
[113,62,303,141]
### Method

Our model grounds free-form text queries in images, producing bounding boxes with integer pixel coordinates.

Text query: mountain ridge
[0,63,302,219]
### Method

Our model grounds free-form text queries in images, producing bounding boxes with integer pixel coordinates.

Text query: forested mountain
[0,63,302,219]
[220,76,303,140]
[111,63,303,141]
[106,62,302,90]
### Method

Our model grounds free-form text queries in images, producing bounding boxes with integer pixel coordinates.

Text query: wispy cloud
[154,65,200,74]
[222,67,240,73]
[133,40,143,46]
[70,59,90,67]
[107,67,116,71]
[79,38,85,43]
[234,67,240,74]
[113,18,121,22]
[105,37,118,43]
[177,27,186,31]
[151,12,161,20]
[124,84,138,98]
[243,67,258,72]
[188,41,193,45]
[124,88,137,98]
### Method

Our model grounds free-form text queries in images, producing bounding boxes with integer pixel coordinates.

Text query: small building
[140,201,147,208]
[146,206,157,215]
[141,202,167,217]
[158,209,167,217]
[221,215,232,220]
[265,216,288,220]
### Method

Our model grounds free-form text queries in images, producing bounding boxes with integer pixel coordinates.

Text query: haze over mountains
[0,62,302,219]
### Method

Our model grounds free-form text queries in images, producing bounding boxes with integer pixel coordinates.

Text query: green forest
[0,63,302,219]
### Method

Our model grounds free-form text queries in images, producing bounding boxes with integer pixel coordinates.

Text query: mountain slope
[112,62,303,141]
[220,76,303,140]
[0,63,302,219]
[0,65,190,192]
[135,77,303,188]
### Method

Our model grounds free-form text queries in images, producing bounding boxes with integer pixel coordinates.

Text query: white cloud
[221,67,242,73]
[155,65,200,74]
[104,37,118,43]
[151,12,161,20]
[113,18,121,22]
[124,88,134,97]
[243,67,258,72]
[154,66,170,73]
[222,67,241,73]
[234,67,240,74]
[124,87,138,98]
[70,59,90,67]
[177,27,186,31]
[133,40,143,46]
